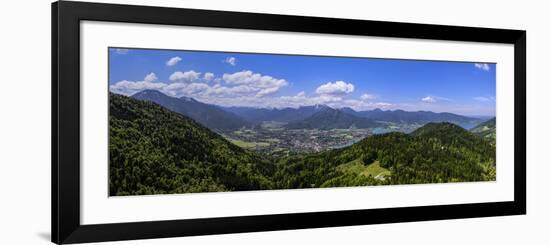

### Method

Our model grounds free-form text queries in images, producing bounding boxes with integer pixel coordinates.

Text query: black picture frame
[52,1,526,244]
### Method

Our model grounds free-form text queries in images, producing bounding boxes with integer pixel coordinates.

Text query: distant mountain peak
[132,89,166,97]
[294,104,332,111]
[179,96,197,102]
[300,104,331,110]
[130,89,250,131]
[314,104,329,109]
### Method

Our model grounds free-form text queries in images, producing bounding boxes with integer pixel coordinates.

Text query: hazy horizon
[113,88,495,118]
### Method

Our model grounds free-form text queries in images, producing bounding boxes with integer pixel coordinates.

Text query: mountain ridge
[341,107,482,129]
[131,89,251,131]
[222,104,332,123]
[470,117,496,142]
[285,107,380,129]
[126,89,483,130]
[109,92,273,195]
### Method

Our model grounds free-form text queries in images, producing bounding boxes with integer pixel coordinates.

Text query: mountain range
[225,104,482,129]
[285,107,380,129]
[132,90,250,131]
[341,107,482,129]
[128,89,487,131]
[223,104,334,123]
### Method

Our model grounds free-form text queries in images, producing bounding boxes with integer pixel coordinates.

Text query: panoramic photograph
[108,47,497,196]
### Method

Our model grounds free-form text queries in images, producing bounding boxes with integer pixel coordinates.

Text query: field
[227,138,270,149]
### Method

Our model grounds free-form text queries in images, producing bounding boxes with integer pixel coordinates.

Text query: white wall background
[0,0,547,244]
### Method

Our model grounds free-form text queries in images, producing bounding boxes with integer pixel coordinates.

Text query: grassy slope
[337,159,391,180]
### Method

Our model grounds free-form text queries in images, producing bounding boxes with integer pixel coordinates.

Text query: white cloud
[110,77,394,111]
[421,95,451,103]
[143,72,158,82]
[315,81,354,95]
[421,96,436,103]
[205,84,257,97]
[224,57,237,66]
[272,91,394,111]
[327,99,392,111]
[163,82,220,97]
[113,69,288,98]
[474,63,491,71]
[110,72,399,111]
[474,96,495,102]
[270,93,342,108]
[223,70,261,85]
[109,80,164,95]
[169,70,201,82]
[166,56,182,66]
[114,48,129,54]
[256,87,281,97]
[260,91,340,108]
[110,73,166,96]
[222,70,288,97]
[279,91,307,103]
[203,72,215,81]
[360,93,377,100]
[374,102,392,107]
[179,83,210,95]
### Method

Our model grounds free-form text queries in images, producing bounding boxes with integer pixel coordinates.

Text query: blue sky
[109,48,496,116]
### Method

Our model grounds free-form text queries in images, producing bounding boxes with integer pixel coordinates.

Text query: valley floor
[220,122,424,157]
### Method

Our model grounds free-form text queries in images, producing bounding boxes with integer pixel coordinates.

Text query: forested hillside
[109,93,273,195]
[470,117,496,144]
[109,94,496,195]
[274,122,496,188]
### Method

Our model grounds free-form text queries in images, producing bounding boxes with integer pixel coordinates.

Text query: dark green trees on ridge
[109,93,273,196]
[109,93,496,196]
